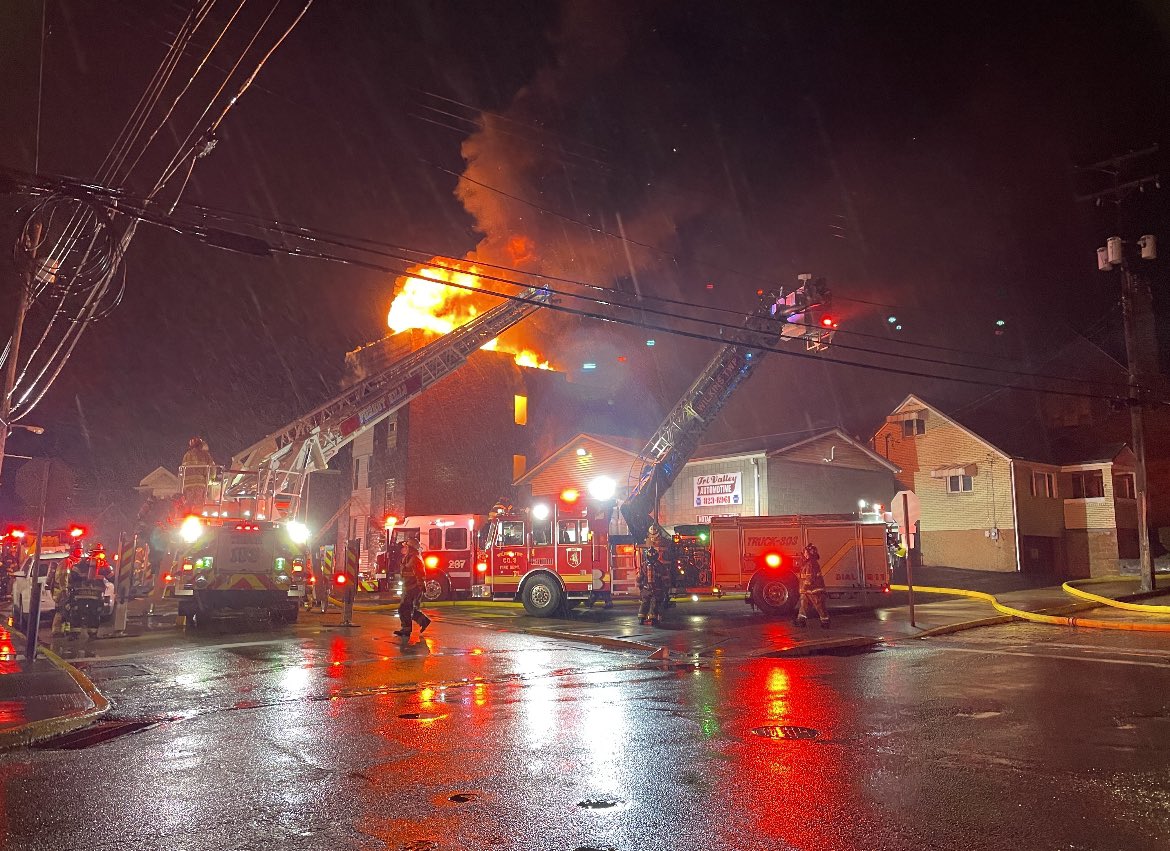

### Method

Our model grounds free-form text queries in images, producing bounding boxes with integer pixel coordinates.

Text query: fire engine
[165,284,551,624]
[388,514,484,601]
[472,278,840,616]
[708,514,891,613]
[472,488,615,615]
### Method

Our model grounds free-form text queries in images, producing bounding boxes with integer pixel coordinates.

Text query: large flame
[387,259,552,369]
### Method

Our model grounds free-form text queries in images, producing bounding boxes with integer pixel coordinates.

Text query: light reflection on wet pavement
[2,609,1169,850]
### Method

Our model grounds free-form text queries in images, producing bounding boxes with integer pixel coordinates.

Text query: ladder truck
[168,285,552,625]
[471,277,835,616]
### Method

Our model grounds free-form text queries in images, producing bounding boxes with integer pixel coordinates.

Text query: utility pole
[0,222,40,484]
[1080,146,1161,592]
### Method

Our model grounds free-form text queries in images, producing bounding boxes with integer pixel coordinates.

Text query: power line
[73,180,1127,392]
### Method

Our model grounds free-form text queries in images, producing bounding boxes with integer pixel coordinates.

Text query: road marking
[935,644,1170,669]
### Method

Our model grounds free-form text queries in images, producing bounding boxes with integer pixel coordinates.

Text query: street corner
[756,633,884,659]
[0,628,110,752]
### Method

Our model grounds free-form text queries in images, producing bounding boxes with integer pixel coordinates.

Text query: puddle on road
[577,798,624,809]
[448,792,477,803]
[398,711,445,720]
[33,717,171,750]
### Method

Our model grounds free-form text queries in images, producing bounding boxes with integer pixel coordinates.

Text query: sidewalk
[0,624,108,751]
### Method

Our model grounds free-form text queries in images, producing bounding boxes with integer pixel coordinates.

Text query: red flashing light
[821,316,834,328]
[763,552,782,568]
[68,525,86,538]
[384,515,399,530]
[234,523,261,532]
[560,488,580,504]
[617,356,627,363]
[163,573,174,583]
[424,555,439,569]
[476,561,488,573]
[334,573,349,586]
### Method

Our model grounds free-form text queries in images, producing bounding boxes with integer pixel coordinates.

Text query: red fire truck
[389,514,483,601]
[707,514,891,614]
[471,490,614,615]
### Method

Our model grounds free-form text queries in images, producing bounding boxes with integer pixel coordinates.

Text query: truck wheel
[752,573,798,615]
[274,604,299,625]
[422,574,451,603]
[521,574,563,617]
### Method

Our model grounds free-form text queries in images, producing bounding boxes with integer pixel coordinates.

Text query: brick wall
[873,402,1016,571]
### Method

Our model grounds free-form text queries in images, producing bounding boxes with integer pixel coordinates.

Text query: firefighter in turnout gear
[637,525,673,626]
[50,553,104,638]
[394,539,432,638]
[795,543,830,628]
[181,436,216,507]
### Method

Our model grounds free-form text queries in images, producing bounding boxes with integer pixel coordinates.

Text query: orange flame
[387,258,552,370]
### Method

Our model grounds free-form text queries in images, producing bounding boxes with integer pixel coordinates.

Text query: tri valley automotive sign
[693,472,742,507]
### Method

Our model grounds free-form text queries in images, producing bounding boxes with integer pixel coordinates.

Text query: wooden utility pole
[1079,147,1161,592]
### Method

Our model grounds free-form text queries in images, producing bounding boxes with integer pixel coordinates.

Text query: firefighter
[795,543,830,629]
[393,539,432,638]
[49,547,83,636]
[637,525,673,626]
[181,436,216,507]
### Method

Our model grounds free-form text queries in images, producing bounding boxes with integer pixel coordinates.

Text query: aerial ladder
[619,276,832,543]
[184,283,553,521]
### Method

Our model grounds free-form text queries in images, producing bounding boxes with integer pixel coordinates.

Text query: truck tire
[422,574,451,603]
[273,604,299,625]
[521,574,563,617]
[752,573,798,616]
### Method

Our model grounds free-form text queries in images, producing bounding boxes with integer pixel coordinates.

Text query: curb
[516,626,657,654]
[761,635,880,658]
[0,636,110,752]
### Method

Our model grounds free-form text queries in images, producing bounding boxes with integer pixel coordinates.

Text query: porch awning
[930,463,977,478]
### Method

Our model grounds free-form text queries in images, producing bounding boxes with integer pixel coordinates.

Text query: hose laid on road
[889,583,1170,632]
[1060,576,1170,614]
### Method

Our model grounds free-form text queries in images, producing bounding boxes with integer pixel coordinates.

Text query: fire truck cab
[389,514,483,601]
[471,491,613,615]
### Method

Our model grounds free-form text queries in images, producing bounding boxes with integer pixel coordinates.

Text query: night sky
[2,0,1169,522]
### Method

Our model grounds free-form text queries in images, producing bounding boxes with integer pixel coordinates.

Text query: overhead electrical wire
[73,187,1128,401]
[90,183,1126,391]
[84,174,1107,383]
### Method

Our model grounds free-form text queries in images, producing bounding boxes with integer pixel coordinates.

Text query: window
[385,420,398,450]
[558,520,580,544]
[427,528,443,550]
[1071,470,1105,499]
[1113,473,1136,500]
[532,517,553,546]
[514,394,528,426]
[499,521,525,547]
[946,475,973,493]
[902,418,925,436]
[1030,471,1056,498]
[445,527,469,550]
[513,454,527,480]
[383,478,398,513]
[352,456,369,490]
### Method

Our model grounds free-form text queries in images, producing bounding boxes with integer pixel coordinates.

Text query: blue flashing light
[895,324,903,331]
[887,316,897,324]
[995,319,1006,327]
[645,339,656,347]
[582,362,597,370]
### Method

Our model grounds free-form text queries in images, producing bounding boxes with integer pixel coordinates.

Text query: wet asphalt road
[3,606,1170,851]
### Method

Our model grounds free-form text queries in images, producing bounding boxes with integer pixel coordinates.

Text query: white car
[11,550,114,631]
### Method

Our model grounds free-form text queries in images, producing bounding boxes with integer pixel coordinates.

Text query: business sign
[693,472,742,507]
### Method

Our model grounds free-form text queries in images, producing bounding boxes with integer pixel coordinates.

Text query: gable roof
[137,466,180,490]
[515,433,642,488]
[767,428,901,472]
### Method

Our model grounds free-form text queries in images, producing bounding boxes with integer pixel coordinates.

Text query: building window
[902,418,925,437]
[1071,470,1105,499]
[353,456,369,490]
[946,475,973,493]
[514,394,528,426]
[383,478,398,512]
[1113,473,1136,500]
[386,420,398,450]
[1030,471,1056,498]
[513,454,526,480]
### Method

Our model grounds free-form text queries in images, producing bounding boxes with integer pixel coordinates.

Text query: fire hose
[890,577,1170,632]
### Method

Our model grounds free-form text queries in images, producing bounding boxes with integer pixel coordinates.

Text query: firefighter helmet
[804,544,820,560]
[189,436,202,449]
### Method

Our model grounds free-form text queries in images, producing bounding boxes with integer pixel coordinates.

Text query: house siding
[658,455,765,528]
[767,460,899,516]
[874,403,1017,571]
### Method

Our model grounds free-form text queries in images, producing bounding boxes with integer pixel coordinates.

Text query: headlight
[179,516,203,544]
[286,521,310,545]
